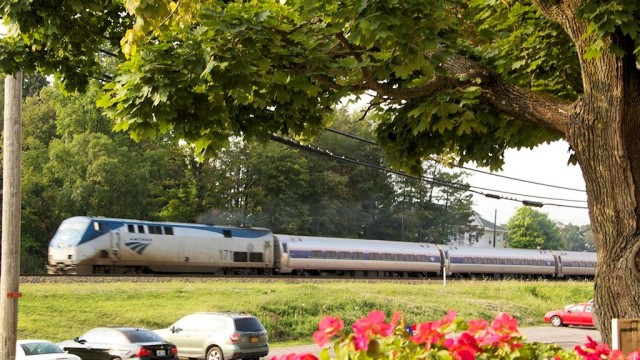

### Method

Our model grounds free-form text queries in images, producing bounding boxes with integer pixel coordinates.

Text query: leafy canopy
[2,0,639,171]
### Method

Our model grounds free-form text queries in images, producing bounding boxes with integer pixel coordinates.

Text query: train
[46,216,597,279]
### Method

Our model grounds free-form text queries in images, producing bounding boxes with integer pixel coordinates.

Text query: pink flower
[444,332,480,360]
[313,316,344,347]
[466,319,489,336]
[409,320,445,347]
[270,353,318,360]
[627,349,640,360]
[574,336,618,360]
[491,312,519,335]
[351,310,399,351]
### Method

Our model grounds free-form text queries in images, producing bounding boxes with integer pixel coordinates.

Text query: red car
[544,303,594,327]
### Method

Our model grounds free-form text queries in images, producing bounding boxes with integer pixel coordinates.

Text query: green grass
[17,279,593,346]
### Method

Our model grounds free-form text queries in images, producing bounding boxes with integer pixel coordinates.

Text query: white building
[451,212,507,247]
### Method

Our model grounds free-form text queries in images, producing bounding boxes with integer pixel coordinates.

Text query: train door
[110,230,121,263]
[556,255,563,278]
[443,250,451,276]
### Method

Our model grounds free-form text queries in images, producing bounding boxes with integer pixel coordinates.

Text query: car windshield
[49,218,91,247]
[123,329,165,343]
[20,342,64,355]
[234,317,265,332]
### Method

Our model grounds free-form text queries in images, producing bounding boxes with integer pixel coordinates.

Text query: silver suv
[155,313,269,360]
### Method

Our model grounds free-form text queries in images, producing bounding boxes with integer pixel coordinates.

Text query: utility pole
[493,209,497,248]
[1,71,23,360]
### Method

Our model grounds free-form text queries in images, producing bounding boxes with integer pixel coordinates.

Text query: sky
[467,140,590,226]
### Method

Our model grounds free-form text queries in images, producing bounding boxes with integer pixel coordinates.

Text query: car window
[568,305,584,313]
[586,305,593,313]
[124,329,165,343]
[102,329,129,343]
[175,315,202,330]
[234,317,265,332]
[82,328,108,342]
[20,342,65,355]
[205,317,228,331]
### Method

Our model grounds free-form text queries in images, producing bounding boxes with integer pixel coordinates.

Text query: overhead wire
[324,128,587,193]
[270,132,589,210]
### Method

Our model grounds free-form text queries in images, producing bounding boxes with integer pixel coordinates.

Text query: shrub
[272,310,638,360]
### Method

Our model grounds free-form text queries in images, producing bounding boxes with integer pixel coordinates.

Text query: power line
[270,134,588,210]
[324,128,587,193]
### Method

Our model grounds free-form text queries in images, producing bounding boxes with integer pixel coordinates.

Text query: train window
[311,250,323,258]
[338,252,351,259]
[394,254,403,261]
[385,254,394,261]
[282,243,288,253]
[148,226,162,234]
[223,229,232,238]
[249,252,263,262]
[164,227,174,235]
[326,251,337,259]
[234,252,248,262]
[128,224,135,233]
[354,252,364,259]
[94,222,107,232]
[371,253,380,260]
[138,225,145,233]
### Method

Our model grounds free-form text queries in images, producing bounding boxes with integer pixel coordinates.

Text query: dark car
[58,327,178,360]
[544,303,594,327]
[155,312,268,360]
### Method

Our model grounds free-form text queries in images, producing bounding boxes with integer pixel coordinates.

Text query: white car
[16,340,81,360]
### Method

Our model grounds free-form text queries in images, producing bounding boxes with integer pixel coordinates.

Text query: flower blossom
[443,332,480,360]
[409,310,458,347]
[575,336,625,360]
[491,312,519,335]
[270,353,318,360]
[313,316,344,347]
[352,310,401,351]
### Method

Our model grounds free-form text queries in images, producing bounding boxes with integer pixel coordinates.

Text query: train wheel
[550,316,563,327]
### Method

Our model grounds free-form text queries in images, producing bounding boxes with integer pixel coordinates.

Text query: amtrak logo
[125,240,152,255]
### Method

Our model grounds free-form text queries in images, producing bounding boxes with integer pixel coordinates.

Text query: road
[265,326,600,358]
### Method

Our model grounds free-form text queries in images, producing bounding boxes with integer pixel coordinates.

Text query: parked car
[155,312,269,360]
[58,327,178,360]
[544,303,595,327]
[16,340,81,360]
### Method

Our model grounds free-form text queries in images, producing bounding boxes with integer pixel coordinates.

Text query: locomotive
[47,216,597,279]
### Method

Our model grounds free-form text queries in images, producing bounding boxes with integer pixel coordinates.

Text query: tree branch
[444,54,574,134]
[334,33,574,134]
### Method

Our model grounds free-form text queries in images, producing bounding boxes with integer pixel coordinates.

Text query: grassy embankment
[18,279,593,346]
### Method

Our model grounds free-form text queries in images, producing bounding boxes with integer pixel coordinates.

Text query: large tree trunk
[566,34,640,344]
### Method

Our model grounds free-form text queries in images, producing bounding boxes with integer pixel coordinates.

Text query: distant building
[451,212,507,247]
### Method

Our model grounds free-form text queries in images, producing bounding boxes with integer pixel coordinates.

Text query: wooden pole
[1,72,22,360]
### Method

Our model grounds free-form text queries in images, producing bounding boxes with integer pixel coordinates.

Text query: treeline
[2,79,474,273]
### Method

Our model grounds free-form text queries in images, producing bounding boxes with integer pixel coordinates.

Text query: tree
[558,223,590,251]
[2,0,640,343]
[506,207,564,250]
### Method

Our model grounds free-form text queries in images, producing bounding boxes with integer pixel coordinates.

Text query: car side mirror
[171,326,182,333]
[74,337,86,344]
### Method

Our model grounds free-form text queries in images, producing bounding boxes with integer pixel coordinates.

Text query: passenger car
[16,340,81,360]
[155,312,269,360]
[544,303,595,327]
[58,327,178,359]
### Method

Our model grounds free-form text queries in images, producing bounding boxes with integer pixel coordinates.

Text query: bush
[272,310,638,360]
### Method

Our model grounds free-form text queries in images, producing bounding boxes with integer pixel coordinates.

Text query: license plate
[157,349,166,356]
[251,337,258,343]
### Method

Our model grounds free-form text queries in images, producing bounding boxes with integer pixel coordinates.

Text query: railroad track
[19,274,458,284]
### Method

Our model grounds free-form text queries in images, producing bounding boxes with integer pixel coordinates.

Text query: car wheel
[207,346,224,360]
[550,316,563,327]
